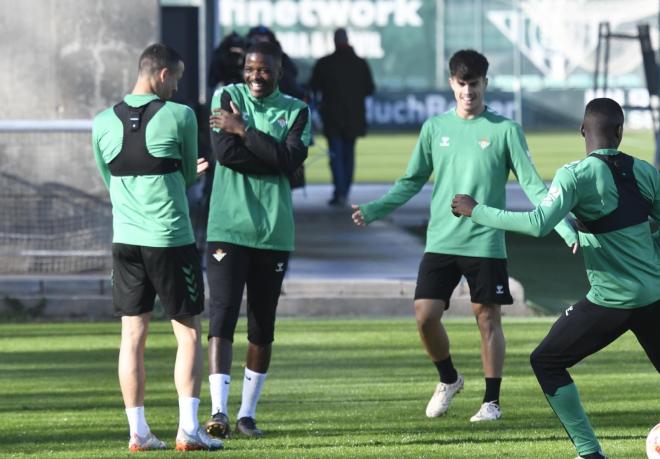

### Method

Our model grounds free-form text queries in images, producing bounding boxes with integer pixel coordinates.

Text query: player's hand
[451,194,478,217]
[351,204,366,227]
[196,157,209,177]
[210,101,246,136]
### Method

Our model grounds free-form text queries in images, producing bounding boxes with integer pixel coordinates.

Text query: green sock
[545,383,601,456]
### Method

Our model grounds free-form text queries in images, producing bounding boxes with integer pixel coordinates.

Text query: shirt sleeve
[506,124,577,246]
[210,90,280,175]
[91,119,110,190]
[242,106,310,174]
[472,166,579,238]
[649,165,660,249]
[180,106,199,187]
[359,121,433,224]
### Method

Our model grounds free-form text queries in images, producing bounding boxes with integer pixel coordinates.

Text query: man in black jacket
[310,28,375,206]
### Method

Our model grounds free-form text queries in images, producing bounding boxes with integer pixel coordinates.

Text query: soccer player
[92,43,222,452]
[204,41,311,439]
[351,49,577,422]
[451,97,659,459]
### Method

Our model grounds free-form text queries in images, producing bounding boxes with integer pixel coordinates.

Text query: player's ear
[580,124,585,138]
[158,67,169,84]
[616,124,623,142]
[484,77,488,88]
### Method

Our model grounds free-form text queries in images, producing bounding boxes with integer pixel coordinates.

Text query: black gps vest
[109,100,181,176]
[578,152,651,234]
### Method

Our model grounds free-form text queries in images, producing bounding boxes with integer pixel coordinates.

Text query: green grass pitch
[304,130,656,184]
[1,319,656,458]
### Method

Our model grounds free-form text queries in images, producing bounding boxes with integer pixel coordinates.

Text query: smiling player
[351,49,577,422]
[203,41,311,440]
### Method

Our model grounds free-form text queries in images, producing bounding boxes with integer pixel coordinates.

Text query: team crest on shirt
[478,139,491,149]
[439,136,450,147]
[275,116,287,128]
[212,249,226,262]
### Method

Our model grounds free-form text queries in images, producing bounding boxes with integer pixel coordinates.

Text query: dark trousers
[530,298,660,395]
[327,136,356,200]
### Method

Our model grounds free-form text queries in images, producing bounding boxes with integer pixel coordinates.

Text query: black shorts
[112,243,204,319]
[206,241,289,345]
[531,298,660,394]
[414,253,513,308]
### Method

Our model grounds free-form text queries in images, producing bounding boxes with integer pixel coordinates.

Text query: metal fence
[0,121,112,274]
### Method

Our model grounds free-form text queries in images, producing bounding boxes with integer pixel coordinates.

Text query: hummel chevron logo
[565,305,574,316]
[213,249,226,262]
[182,265,199,302]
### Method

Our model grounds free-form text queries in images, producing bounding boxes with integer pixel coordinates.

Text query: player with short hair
[452,97,659,459]
[92,43,222,452]
[352,49,577,422]
[203,41,311,439]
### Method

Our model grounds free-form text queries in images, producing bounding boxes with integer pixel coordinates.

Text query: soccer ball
[647,423,660,459]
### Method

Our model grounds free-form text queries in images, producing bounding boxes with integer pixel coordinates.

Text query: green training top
[472,148,660,308]
[92,93,198,247]
[206,84,311,251]
[360,108,577,258]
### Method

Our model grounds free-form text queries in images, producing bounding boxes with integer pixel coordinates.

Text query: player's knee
[247,329,274,345]
[414,299,444,324]
[530,345,549,378]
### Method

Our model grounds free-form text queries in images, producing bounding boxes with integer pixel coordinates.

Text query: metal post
[435,0,446,89]
[603,22,611,94]
[512,3,523,125]
[475,0,483,51]
[594,22,603,93]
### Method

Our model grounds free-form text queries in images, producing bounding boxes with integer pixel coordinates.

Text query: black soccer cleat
[204,411,231,439]
[235,416,263,438]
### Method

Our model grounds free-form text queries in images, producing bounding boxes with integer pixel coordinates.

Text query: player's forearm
[360,178,425,224]
[552,218,578,247]
[243,109,309,174]
[471,204,558,238]
[243,128,308,174]
[211,131,279,175]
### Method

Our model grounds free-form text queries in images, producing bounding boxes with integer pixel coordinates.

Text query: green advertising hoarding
[216,0,658,131]
[218,0,440,90]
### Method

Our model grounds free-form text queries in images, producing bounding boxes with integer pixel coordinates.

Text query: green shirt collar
[245,86,281,104]
[124,93,160,107]
[451,106,489,122]
[588,148,619,156]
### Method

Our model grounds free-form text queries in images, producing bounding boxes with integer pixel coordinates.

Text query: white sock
[209,373,231,415]
[237,368,267,420]
[125,406,149,437]
[178,396,200,435]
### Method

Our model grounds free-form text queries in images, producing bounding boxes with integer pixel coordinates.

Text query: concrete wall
[0,0,159,194]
